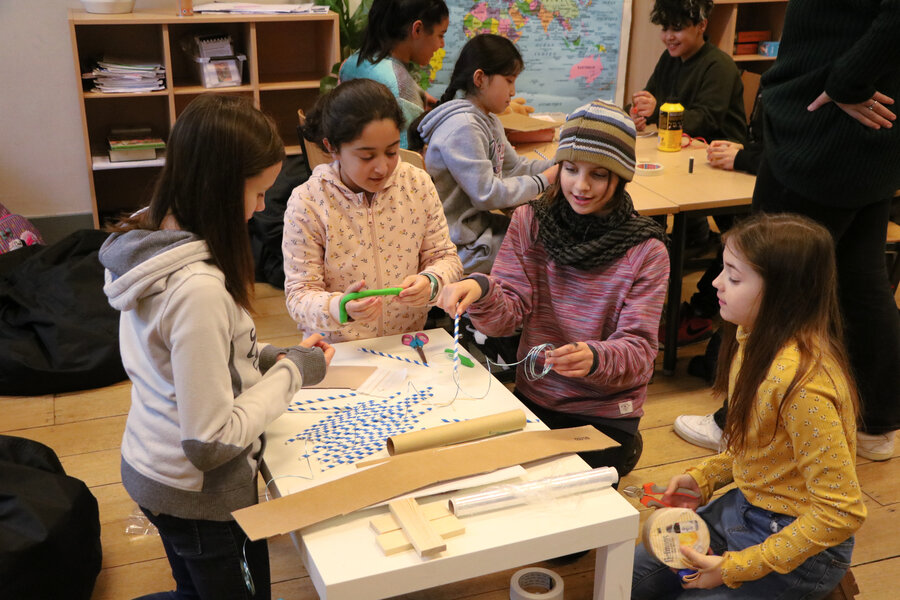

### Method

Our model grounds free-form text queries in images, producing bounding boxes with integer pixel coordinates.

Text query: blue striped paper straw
[358,346,429,367]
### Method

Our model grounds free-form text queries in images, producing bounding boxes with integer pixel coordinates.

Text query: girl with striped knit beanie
[436,99,669,476]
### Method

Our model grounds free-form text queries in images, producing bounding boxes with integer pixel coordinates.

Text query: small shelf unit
[709,0,787,72]
[69,9,339,226]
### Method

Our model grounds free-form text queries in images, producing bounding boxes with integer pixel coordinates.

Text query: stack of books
[83,56,166,93]
[193,2,329,14]
[733,30,771,56]
[107,128,166,162]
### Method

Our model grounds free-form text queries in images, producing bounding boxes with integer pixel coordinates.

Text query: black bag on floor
[0,435,102,600]
[0,229,126,395]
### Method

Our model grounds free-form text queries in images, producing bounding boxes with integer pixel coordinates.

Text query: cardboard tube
[386,409,527,455]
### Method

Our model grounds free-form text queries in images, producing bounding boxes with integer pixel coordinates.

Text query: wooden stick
[376,515,465,556]
[388,498,446,557]
[370,501,451,535]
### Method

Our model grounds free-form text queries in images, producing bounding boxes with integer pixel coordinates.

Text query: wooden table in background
[631,135,756,374]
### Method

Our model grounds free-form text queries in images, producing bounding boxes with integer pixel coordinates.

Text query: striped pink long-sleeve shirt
[466,204,669,420]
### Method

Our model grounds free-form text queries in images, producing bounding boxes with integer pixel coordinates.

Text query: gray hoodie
[418,98,555,273]
[100,229,323,520]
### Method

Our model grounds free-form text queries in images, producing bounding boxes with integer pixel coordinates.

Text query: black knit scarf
[531,187,668,270]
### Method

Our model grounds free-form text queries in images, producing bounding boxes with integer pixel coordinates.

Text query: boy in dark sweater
[632,0,747,145]
[634,0,749,347]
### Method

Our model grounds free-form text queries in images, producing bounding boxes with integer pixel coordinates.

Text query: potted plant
[315,0,374,93]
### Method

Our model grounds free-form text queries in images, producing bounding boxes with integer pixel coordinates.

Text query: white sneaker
[857,430,896,461]
[674,414,724,451]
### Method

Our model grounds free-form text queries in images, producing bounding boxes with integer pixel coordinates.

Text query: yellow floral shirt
[687,327,866,588]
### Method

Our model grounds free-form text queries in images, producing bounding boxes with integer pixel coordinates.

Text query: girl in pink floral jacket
[284,79,462,342]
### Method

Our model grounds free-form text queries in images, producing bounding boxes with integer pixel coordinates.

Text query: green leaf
[315,0,373,93]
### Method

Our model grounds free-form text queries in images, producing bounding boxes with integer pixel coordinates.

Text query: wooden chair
[399,148,425,170]
[740,70,762,125]
[886,219,900,293]
[296,109,427,173]
[297,108,333,173]
[824,569,860,600]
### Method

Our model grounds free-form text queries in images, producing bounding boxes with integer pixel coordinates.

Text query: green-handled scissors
[338,287,403,324]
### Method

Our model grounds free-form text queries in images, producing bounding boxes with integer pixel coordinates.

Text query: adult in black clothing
[675,0,900,462]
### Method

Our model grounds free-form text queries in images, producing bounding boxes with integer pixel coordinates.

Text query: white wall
[0,0,169,219]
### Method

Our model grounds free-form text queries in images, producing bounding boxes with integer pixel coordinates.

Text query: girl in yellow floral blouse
[632,213,866,599]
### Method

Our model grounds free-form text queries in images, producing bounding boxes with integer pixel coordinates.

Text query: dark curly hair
[650,0,713,29]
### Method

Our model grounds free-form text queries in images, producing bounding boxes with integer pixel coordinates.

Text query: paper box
[735,30,770,43]
[193,55,246,88]
[499,112,564,144]
[758,41,780,57]
[734,42,760,56]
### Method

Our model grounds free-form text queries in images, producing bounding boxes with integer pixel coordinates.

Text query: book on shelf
[83,56,166,93]
[193,2,328,14]
[108,128,166,163]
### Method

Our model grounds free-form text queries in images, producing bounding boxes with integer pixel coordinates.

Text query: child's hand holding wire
[544,342,593,377]
[436,279,483,317]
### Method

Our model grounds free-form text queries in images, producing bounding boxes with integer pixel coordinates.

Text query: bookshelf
[69,9,340,226]
[708,0,787,71]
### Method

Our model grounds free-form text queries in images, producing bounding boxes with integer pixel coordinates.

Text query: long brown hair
[713,213,859,454]
[109,94,284,310]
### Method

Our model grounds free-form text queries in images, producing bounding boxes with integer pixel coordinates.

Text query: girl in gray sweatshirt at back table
[413,34,557,274]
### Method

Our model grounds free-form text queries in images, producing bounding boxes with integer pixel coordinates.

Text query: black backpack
[0,435,102,600]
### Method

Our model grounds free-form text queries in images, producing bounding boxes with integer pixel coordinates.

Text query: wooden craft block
[370,501,451,535]
[388,498,447,557]
[375,514,465,556]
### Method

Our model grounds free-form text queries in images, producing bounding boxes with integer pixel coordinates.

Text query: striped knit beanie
[554,99,636,182]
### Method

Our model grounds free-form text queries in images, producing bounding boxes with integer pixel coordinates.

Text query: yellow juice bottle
[657,101,684,152]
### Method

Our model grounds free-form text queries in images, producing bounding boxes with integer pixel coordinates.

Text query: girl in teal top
[339,0,449,148]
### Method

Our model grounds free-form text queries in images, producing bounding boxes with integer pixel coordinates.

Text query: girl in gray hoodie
[99,95,333,600]
[414,34,557,274]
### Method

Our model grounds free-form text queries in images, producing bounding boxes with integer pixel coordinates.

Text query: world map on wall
[419,0,630,114]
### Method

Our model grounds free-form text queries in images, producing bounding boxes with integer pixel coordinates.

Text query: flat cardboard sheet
[307,365,377,389]
[498,112,564,132]
[234,425,617,540]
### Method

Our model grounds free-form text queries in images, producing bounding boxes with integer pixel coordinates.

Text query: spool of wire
[490,343,555,381]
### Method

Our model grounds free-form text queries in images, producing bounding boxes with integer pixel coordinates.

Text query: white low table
[262,328,639,599]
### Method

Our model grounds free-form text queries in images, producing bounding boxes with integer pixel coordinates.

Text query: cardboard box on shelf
[758,41,780,57]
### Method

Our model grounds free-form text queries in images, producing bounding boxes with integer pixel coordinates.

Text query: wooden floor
[3,281,898,600]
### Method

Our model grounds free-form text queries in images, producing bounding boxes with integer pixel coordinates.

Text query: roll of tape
[510,567,564,600]
[636,161,664,176]
[642,507,710,569]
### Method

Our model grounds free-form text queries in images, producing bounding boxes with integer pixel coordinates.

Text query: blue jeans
[632,489,853,600]
[135,508,270,600]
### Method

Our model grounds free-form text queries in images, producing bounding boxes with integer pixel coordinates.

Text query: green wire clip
[444,348,474,368]
[338,287,403,324]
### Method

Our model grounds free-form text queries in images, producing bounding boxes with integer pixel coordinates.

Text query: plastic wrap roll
[386,409,526,455]
[449,467,619,518]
